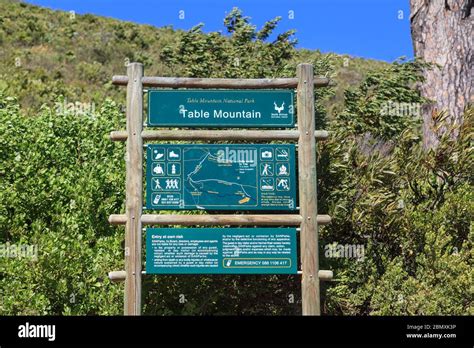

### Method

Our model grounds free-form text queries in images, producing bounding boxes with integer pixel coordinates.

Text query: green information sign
[146,228,297,274]
[146,144,296,211]
[147,89,294,127]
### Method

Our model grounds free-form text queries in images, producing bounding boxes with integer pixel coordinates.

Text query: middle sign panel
[146,144,297,211]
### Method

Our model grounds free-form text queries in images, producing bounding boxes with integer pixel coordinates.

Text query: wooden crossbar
[109,270,334,282]
[108,214,331,226]
[112,75,330,88]
[109,130,329,141]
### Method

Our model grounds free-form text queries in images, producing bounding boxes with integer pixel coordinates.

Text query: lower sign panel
[146,228,297,274]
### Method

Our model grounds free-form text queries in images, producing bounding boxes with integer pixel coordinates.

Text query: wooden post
[124,62,143,315]
[297,64,321,315]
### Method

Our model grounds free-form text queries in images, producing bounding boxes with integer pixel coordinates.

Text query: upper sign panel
[147,89,294,127]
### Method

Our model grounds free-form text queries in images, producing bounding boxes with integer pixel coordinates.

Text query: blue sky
[26,0,413,62]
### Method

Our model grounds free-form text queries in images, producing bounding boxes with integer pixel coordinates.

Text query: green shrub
[0,94,125,314]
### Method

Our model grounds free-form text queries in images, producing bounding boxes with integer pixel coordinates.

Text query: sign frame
[109,63,329,316]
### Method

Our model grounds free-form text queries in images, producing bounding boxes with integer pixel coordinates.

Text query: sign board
[146,228,298,274]
[147,90,294,127]
[146,144,297,211]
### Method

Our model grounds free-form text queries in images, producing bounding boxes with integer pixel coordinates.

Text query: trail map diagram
[184,147,258,208]
[146,144,296,211]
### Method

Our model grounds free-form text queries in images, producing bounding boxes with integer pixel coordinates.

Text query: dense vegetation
[0,1,472,315]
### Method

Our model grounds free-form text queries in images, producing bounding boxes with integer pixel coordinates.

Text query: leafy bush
[335,59,430,140]
[320,101,473,315]
[160,7,297,79]
[0,93,125,314]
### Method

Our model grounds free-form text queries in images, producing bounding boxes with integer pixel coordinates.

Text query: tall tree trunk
[410,0,472,149]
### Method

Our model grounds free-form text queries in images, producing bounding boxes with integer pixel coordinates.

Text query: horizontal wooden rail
[110,130,329,142]
[112,76,330,89]
[108,270,127,282]
[316,270,333,281]
[297,270,333,281]
[109,270,333,282]
[109,214,331,226]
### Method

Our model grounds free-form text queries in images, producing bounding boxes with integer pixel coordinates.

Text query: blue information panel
[146,228,298,274]
[146,144,297,211]
[147,89,294,128]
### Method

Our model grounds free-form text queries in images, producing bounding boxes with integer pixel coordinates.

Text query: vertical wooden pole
[124,62,143,315]
[297,63,321,315]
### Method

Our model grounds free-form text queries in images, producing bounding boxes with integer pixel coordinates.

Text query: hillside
[0,0,386,114]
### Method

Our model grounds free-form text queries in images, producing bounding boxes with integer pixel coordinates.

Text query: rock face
[410,0,473,148]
